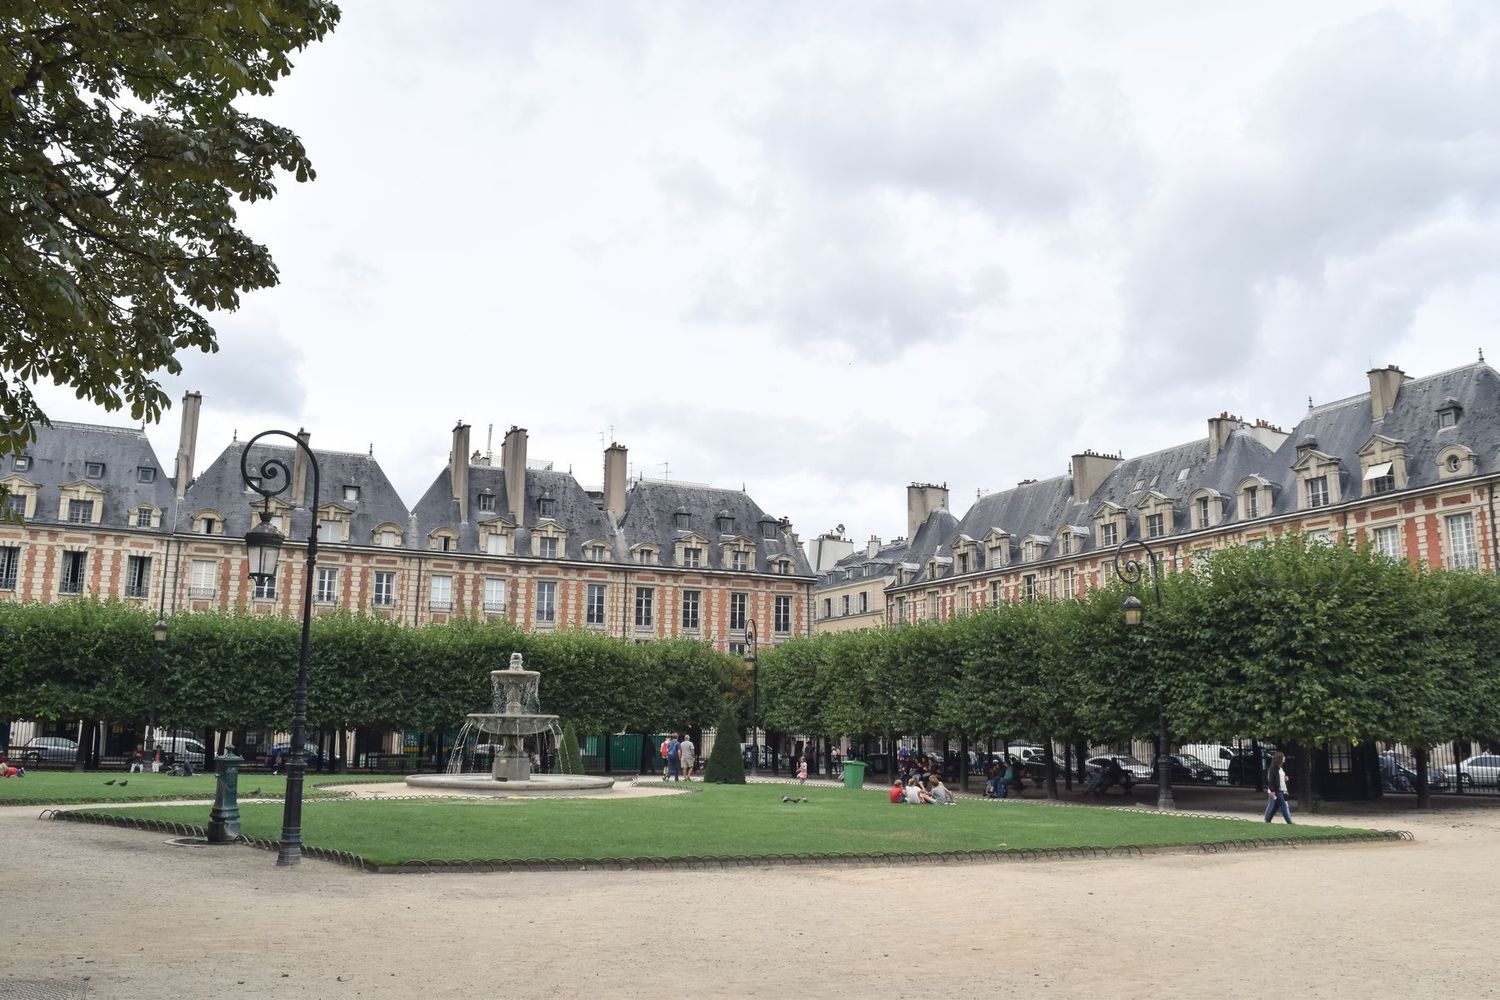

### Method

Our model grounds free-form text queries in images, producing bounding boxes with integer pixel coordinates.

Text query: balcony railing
[59,579,84,595]
[372,596,395,608]
[0,575,17,591]
[428,599,453,612]
[124,584,149,598]
[483,601,507,613]
[188,586,217,599]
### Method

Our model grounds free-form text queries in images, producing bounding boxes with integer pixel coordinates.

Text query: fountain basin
[469,712,558,737]
[404,772,616,796]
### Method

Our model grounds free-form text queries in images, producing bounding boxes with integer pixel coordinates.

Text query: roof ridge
[47,421,147,437]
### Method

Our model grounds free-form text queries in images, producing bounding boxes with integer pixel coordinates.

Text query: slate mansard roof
[183,441,411,542]
[410,464,621,559]
[617,480,813,574]
[897,361,1500,589]
[4,421,176,526]
[816,538,916,588]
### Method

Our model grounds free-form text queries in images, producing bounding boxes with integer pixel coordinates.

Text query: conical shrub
[701,707,746,784]
[557,721,583,774]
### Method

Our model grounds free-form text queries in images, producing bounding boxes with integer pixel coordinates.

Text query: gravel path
[2,794,1496,999]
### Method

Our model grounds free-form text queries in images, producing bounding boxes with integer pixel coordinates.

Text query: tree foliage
[0,0,341,455]
[700,705,746,784]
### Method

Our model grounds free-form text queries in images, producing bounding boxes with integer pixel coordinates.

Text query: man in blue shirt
[666,734,681,782]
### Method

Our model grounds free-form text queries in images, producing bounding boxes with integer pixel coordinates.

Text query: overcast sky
[30,1,1500,547]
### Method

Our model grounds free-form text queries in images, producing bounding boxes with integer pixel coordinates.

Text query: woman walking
[1264,751,1293,824]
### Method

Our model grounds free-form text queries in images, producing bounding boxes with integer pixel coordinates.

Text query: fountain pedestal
[493,734,530,782]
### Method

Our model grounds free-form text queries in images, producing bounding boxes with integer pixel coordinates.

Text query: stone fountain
[405,652,614,796]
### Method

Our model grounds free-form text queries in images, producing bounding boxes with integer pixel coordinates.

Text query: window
[67,499,94,523]
[730,592,747,631]
[316,568,338,604]
[373,571,396,607]
[60,551,86,594]
[1447,513,1478,570]
[2,494,24,519]
[254,570,277,601]
[731,551,749,571]
[189,559,216,598]
[682,547,702,568]
[681,589,701,630]
[1100,522,1118,547]
[1307,476,1329,508]
[774,595,791,633]
[587,543,607,561]
[538,496,557,518]
[1022,575,1037,602]
[318,519,342,543]
[12,456,28,472]
[728,641,747,656]
[200,516,217,535]
[1307,529,1333,547]
[1059,567,1074,598]
[486,533,508,556]
[343,485,360,502]
[84,461,104,479]
[1364,462,1396,494]
[675,511,691,529]
[477,491,496,512]
[137,467,156,483]
[483,578,506,612]
[990,580,1002,605]
[378,529,402,547]
[761,521,777,539]
[535,581,556,622]
[125,555,151,598]
[958,551,970,573]
[0,545,17,589]
[536,536,559,558]
[586,583,606,626]
[634,586,654,628]
[1146,513,1165,539]
[1022,540,1035,562]
[1374,525,1401,560]
[636,548,654,565]
[821,597,831,619]
[774,559,791,575]
[859,592,868,613]
[1439,409,1457,428]
[135,507,153,528]
[438,535,454,552]
[1244,487,1259,518]
[841,594,850,617]
[429,574,453,611]
[1196,498,1210,528]
[717,514,735,534]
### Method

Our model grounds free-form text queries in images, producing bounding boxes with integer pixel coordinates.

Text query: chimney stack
[906,482,949,541]
[867,535,881,559]
[502,425,528,526]
[1206,412,1246,461]
[291,428,312,508]
[1070,450,1122,503]
[174,391,202,500]
[450,421,471,525]
[1368,364,1407,421]
[603,442,628,526]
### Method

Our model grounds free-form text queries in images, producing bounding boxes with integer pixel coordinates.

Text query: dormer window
[1136,491,1175,539]
[674,509,691,529]
[1022,540,1036,562]
[137,467,156,484]
[1146,513,1165,538]
[957,551,969,574]
[1189,489,1224,530]
[586,543,608,561]
[318,519,343,543]
[716,512,735,534]
[343,485,360,502]
[1436,444,1477,480]
[536,536,558,558]
[636,547,655,565]
[477,490,496,512]
[760,521,777,539]
[84,461,104,479]
[538,493,557,518]
[1437,397,1462,428]
[732,550,749,571]
[1358,435,1408,498]
[774,558,792,575]
[682,547,702,568]
[12,456,29,472]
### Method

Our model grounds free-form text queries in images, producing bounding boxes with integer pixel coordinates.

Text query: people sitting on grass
[0,754,24,778]
[904,778,932,805]
[928,778,955,805]
[890,779,906,804]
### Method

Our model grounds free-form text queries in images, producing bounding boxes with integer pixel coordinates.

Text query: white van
[152,736,206,767]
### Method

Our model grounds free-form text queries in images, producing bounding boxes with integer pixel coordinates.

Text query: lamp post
[240,430,320,866]
[1113,538,1175,811]
[146,616,167,759]
[744,618,759,777]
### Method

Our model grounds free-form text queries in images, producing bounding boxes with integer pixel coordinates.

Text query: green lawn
[74,784,1374,865]
[0,770,390,805]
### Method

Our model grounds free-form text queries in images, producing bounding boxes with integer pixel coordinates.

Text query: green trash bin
[842,760,867,789]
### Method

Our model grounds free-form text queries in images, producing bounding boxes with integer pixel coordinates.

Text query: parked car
[153,736,207,767]
[1087,754,1153,783]
[18,736,78,765]
[1377,751,1450,792]
[1176,743,1239,778]
[1151,753,1218,784]
[1444,753,1500,789]
[1226,748,1295,787]
[266,742,341,769]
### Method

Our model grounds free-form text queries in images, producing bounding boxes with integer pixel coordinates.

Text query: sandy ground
[2,786,1497,1000]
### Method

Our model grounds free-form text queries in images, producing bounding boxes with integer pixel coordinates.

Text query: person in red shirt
[889,780,905,803]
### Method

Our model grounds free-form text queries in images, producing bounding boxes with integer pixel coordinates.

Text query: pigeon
[782,795,791,803]
[103,779,116,786]
[248,788,262,797]
[117,780,127,787]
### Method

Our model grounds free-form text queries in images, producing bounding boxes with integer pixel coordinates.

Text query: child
[889,779,905,804]
[797,756,808,784]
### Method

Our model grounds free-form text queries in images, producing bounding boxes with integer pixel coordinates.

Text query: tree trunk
[1294,742,1315,813]
[72,718,90,771]
[1043,738,1059,800]
[959,734,970,793]
[1415,746,1432,809]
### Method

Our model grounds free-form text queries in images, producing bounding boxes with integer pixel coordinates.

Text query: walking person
[1264,751,1294,824]
[679,734,696,780]
[797,755,808,785]
[666,733,682,782]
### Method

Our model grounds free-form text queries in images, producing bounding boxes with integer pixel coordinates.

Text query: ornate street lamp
[146,616,167,758]
[1113,539,1176,811]
[744,618,759,777]
[240,430,320,866]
